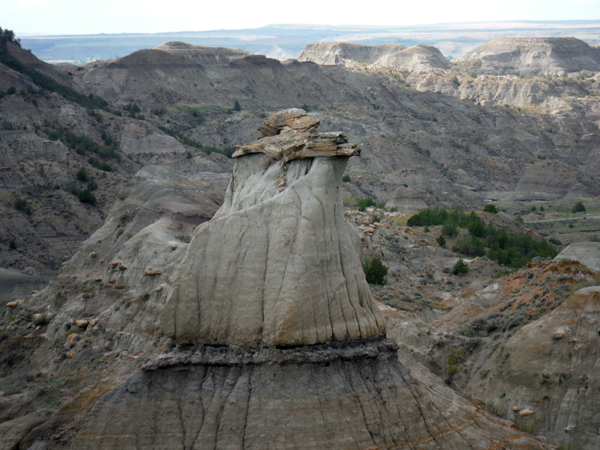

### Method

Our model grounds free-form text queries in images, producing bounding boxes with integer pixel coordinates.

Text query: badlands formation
[298,42,449,72]
[69,111,546,449]
[1,30,600,450]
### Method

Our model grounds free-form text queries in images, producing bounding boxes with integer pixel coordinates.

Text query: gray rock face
[457,37,600,76]
[161,111,385,347]
[73,339,547,450]
[556,242,600,271]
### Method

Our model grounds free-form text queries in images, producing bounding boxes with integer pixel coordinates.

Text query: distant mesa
[155,41,252,65]
[298,42,407,65]
[457,37,600,76]
[370,44,449,71]
[298,42,449,72]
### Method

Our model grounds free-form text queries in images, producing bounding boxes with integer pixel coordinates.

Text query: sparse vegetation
[0,28,109,111]
[408,208,557,268]
[42,121,119,160]
[446,347,467,383]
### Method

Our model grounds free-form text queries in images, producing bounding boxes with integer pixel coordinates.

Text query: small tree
[233,100,241,112]
[453,258,469,275]
[572,202,586,213]
[9,239,17,250]
[436,234,446,247]
[362,258,388,285]
[483,204,498,214]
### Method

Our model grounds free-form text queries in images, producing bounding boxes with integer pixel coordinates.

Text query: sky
[7,0,600,35]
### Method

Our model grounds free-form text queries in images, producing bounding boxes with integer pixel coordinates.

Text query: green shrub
[424,226,430,233]
[357,198,377,211]
[452,236,485,257]
[342,174,351,182]
[362,258,388,285]
[76,167,88,182]
[9,239,16,250]
[436,234,446,246]
[572,201,586,213]
[442,221,458,237]
[123,103,141,114]
[14,197,27,211]
[449,75,459,85]
[88,157,113,172]
[78,189,97,206]
[483,204,498,214]
[452,258,469,275]
[233,100,241,112]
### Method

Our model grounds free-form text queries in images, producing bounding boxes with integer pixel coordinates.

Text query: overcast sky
[7,0,600,35]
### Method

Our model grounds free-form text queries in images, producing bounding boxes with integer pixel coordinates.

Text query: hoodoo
[73,110,548,450]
